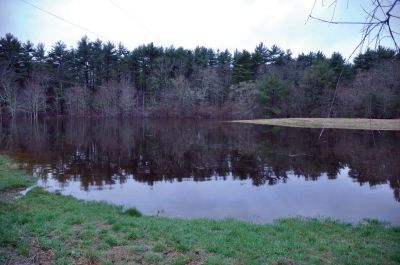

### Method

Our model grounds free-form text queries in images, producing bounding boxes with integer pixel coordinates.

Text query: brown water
[1,118,399,224]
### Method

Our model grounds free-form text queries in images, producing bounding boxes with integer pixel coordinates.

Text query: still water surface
[1,118,399,224]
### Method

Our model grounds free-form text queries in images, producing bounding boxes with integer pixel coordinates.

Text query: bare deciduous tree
[119,81,137,115]
[160,76,205,115]
[92,84,119,116]
[227,81,261,119]
[193,68,224,107]
[18,80,46,119]
[65,86,90,116]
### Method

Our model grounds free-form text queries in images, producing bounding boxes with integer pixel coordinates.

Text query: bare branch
[308,0,400,53]
[308,15,382,25]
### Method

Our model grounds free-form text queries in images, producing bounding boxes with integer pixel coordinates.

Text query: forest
[0,33,399,119]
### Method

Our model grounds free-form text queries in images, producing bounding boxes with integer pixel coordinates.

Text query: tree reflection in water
[0,118,399,202]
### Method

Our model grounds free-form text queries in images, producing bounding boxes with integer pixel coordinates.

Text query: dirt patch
[72,224,83,233]
[97,223,111,229]
[76,253,100,265]
[0,243,53,265]
[29,244,53,265]
[0,247,32,265]
[0,188,25,202]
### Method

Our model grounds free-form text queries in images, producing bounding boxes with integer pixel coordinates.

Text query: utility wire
[18,0,111,41]
[108,0,164,44]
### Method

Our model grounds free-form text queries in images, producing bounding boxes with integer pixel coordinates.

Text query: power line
[18,0,111,41]
[108,0,164,44]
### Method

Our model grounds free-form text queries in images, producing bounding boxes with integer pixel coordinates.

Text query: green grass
[0,155,399,264]
[231,118,400,130]
[0,155,34,191]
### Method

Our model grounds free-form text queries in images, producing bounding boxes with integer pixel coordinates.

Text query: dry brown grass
[230,118,400,130]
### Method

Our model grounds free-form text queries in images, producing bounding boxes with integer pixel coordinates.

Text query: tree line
[0,33,399,119]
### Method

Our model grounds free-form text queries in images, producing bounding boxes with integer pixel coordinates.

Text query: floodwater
[1,118,399,224]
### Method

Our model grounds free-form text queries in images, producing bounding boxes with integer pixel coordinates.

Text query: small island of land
[231,118,400,130]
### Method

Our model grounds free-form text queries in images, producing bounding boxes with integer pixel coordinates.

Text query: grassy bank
[231,118,400,130]
[1,156,399,264]
[0,156,34,191]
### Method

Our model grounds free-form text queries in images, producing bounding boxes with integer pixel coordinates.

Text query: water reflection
[0,118,399,223]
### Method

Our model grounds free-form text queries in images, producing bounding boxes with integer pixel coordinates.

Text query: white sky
[0,0,398,57]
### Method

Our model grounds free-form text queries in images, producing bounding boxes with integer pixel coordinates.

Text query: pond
[1,118,399,224]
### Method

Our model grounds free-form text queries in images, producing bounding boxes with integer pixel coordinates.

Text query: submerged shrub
[123,208,142,217]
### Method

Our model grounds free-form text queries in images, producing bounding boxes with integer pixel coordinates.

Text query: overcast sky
[0,0,397,57]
